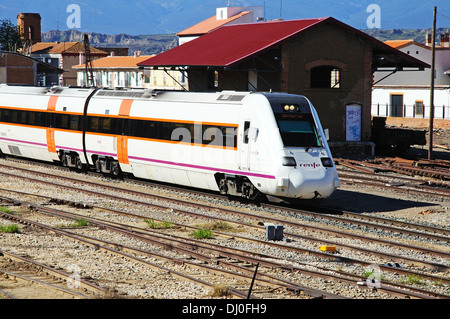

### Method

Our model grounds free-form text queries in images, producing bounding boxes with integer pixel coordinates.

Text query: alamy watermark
[66,4,81,29]
[67,264,81,289]
[366,4,381,29]
[365,264,382,288]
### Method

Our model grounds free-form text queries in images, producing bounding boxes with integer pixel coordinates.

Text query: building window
[390,93,404,117]
[207,70,219,90]
[311,66,341,89]
[415,100,424,116]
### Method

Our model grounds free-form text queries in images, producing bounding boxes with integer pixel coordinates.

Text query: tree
[0,19,23,52]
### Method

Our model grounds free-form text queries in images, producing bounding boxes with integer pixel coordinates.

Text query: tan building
[73,53,185,90]
[30,42,108,86]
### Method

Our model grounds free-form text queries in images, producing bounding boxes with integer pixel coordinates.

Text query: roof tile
[31,42,108,55]
[73,55,154,69]
[177,11,252,36]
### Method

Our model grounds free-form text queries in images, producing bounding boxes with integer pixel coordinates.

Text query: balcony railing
[371,103,450,120]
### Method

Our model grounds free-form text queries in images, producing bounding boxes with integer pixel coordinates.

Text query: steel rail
[1,161,449,239]
[1,164,449,281]
[1,165,448,243]
[0,249,106,296]
[0,169,449,271]
[0,269,89,298]
[4,200,445,299]
[0,208,344,299]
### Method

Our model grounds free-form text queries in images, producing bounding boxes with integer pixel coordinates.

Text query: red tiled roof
[138,17,430,70]
[73,55,154,69]
[177,11,252,36]
[30,42,57,53]
[31,42,107,55]
[140,18,326,67]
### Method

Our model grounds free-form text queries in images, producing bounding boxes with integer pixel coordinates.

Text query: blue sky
[1,0,449,35]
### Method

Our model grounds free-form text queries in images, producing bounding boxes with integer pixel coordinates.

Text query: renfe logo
[298,162,321,169]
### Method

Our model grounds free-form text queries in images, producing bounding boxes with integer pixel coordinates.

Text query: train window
[1,109,10,122]
[101,118,111,132]
[29,112,37,125]
[19,111,27,124]
[35,112,46,127]
[11,110,19,123]
[171,123,192,143]
[223,127,237,148]
[69,115,79,130]
[276,114,322,148]
[60,114,69,129]
[131,119,148,138]
[203,126,222,146]
[158,122,174,141]
[88,117,100,132]
[243,121,250,144]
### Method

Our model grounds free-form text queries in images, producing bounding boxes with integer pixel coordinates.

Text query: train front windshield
[275,113,322,148]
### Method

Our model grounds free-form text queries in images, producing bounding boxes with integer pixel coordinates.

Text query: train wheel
[111,161,121,177]
[75,157,84,171]
[95,159,101,173]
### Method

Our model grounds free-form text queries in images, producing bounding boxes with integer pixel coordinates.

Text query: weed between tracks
[0,206,12,214]
[192,229,213,239]
[191,222,235,239]
[0,224,20,233]
[211,285,232,298]
[145,219,173,229]
[401,274,426,286]
[58,218,89,228]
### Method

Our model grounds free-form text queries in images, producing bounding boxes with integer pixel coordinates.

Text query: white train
[0,85,340,200]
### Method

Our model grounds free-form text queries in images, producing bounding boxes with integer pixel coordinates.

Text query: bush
[192,229,212,239]
[145,219,173,229]
[0,224,20,233]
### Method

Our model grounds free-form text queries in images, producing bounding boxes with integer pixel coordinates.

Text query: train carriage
[0,84,340,200]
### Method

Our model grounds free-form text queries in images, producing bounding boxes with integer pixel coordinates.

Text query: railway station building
[138,17,429,157]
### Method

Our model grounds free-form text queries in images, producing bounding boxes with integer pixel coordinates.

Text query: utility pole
[428,6,436,160]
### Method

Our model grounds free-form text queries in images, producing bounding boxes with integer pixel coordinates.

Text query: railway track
[0,194,446,299]
[0,157,448,299]
[0,249,106,299]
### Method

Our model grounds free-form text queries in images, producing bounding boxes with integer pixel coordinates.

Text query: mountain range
[41,27,450,56]
[1,0,449,35]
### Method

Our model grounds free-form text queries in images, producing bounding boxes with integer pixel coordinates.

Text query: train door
[240,120,259,170]
[240,121,251,170]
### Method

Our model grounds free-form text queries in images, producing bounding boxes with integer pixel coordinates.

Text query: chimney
[440,33,449,48]
[426,33,432,46]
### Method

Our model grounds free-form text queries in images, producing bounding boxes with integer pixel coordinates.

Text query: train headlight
[282,104,299,112]
[320,157,334,167]
[282,156,297,167]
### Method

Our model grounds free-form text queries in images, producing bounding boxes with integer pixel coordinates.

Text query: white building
[177,6,264,45]
[73,53,185,90]
[372,34,450,125]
